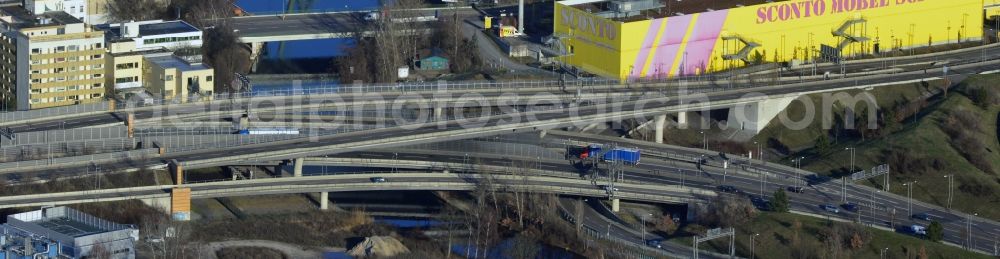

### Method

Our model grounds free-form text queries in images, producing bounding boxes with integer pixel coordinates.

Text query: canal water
[236,0,381,74]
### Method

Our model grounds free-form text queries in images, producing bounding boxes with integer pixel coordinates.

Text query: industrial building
[0,206,138,259]
[0,8,107,110]
[554,0,984,80]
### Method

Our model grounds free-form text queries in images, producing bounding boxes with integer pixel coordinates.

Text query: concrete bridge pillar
[654,114,667,143]
[726,96,797,134]
[126,113,135,138]
[169,159,183,185]
[293,158,304,177]
[434,107,444,120]
[611,198,620,212]
[170,188,191,221]
[249,42,265,73]
[677,111,690,129]
[320,191,329,210]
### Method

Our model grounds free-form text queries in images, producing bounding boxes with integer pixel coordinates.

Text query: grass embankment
[754,74,1000,220]
[676,212,991,259]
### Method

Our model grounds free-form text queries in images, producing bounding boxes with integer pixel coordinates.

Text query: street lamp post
[794,156,804,189]
[903,181,917,216]
[700,131,706,150]
[750,233,760,259]
[944,174,954,210]
[871,189,880,226]
[753,141,760,165]
[968,212,978,250]
[843,147,856,203]
[641,213,652,246]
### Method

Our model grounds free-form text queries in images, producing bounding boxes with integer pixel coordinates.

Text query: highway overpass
[5,41,1000,131]
[4,56,998,175]
[0,173,713,210]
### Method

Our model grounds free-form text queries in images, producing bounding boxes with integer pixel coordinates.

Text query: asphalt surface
[271,142,1000,255]
[9,57,1000,179]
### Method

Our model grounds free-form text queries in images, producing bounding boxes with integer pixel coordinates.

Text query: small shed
[417,49,449,71]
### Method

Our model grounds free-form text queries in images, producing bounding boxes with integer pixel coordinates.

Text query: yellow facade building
[0,9,106,110]
[554,0,985,80]
[99,20,212,101]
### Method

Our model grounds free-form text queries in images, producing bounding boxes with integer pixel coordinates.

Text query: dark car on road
[646,238,664,249]
[787,186,805,193]
[841,202,859,212]
[717,185,740,194]
[911,212,931,221]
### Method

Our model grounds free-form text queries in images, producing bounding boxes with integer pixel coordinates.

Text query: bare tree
[201,22,249,94]
[105,0,166,22]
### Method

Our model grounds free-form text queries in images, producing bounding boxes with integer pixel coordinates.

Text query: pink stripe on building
[649,15,694,78]
[630,18,664,78]
[679,10,728,76]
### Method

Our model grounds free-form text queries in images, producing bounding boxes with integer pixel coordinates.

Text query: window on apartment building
[30,60,40,65]
[30,70,39,74]
[68,45,78,51]
[68,86,77,91]
[55,77,65,82]
[93,64,103,69]
[31,48,40,54]
[56,57,65,62]
[53,87,64,92]
[55,96,65,101]
[94,73,102,78]
[31,78,40,83]
[115,62,138,69]
[56,46,65,52]
[95,43,102,49]
[92,93,101,98]
[68,57,78,61]
[165,75,173,81]
[69,95,78,100]
[206,76,213,82]
[69,66,77,71]
[30,89,40,94]
[92,54,102,59]
[115,77,134,83]
[93,83,102,88]
[55,68,64,73]
[30,98,39,103]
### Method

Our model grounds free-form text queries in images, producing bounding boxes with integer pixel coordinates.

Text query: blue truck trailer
[579,144,641,165]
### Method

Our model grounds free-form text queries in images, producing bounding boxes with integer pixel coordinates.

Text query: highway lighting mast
[968,212,978,250]
[844,147,856,202]
[903,181,917,216]
[944,174,954,210]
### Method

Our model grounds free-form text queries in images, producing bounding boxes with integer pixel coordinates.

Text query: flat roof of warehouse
[560,0,769,22]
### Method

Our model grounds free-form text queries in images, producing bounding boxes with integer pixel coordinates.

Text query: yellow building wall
[554,3,623,78]
[556,0,984,80]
